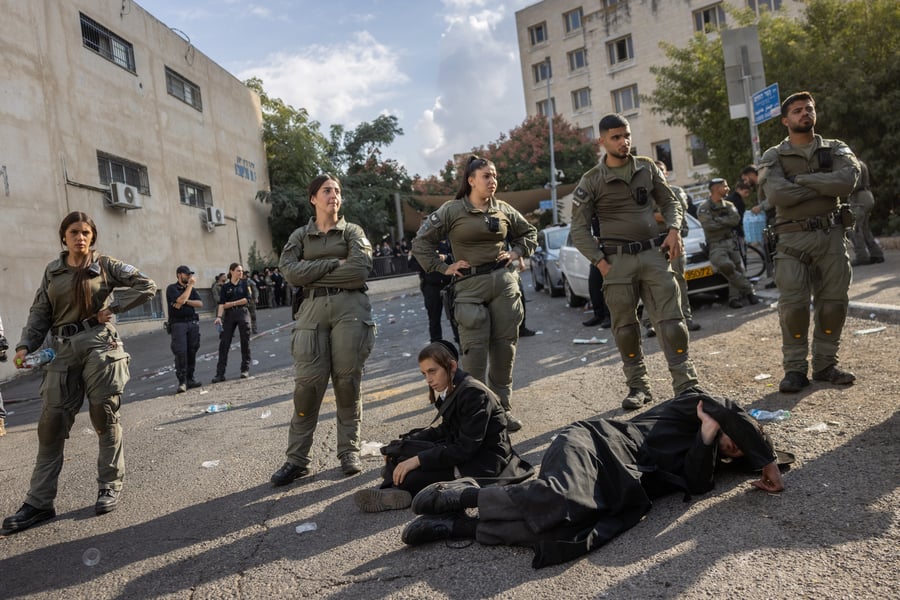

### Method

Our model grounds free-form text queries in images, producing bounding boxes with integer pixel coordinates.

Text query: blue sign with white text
[753,83,780,125]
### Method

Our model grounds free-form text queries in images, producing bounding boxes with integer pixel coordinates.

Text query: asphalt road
[0,266,897,599]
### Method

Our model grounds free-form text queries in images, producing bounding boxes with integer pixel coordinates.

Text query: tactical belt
[169,317,199,324]
[600,234,666,255]
[773,213,840,234]
[51,317,102,337]
[459,261,507,276]
[304,287,357,299]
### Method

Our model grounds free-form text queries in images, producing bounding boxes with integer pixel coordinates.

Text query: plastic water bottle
[205,403,231,413]
[748,408,791,423]
[21,348,56,368]
[215,321,224,335]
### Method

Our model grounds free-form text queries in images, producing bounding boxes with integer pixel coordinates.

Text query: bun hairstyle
[455,155,495,200]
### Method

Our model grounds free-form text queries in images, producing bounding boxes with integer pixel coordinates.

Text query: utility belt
[225,305,248,311]
[51,317,102,338]
[600,233,666,256]
[773,207,853,234]
[458,261,509,277]
[169,316,199,324]
[303,286,366,299]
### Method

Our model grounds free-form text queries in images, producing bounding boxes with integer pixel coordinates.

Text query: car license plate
[685,266,713,280]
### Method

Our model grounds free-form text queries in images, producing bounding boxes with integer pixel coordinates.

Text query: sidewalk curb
[755,290,900,325]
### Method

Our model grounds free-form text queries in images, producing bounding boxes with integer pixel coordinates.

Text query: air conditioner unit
[206,206,226,226]
[108,182,142,209]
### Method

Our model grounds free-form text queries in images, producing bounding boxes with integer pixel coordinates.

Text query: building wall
[515,0,805,188]
[0,0,271,378]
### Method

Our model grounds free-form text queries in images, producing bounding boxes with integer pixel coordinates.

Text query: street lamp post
[545,57,559,225]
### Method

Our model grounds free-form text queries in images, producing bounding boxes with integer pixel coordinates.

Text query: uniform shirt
[279,216,373,289]
[166,282,200,321]
[411,196,536,274]
[219,279,252,306]
[570,155,681,265]
[17,251,157,352]
[759,133,859,222]
[697,199,741,243]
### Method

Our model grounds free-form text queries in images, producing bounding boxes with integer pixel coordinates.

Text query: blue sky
[136,0,534,178]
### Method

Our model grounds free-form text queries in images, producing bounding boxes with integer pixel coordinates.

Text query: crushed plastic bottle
[19,348,56,368]
[205,403,231,413]
[201,460,221,468]
[748,408,791,423]
[295,522,317,534]
[259,409,272,419]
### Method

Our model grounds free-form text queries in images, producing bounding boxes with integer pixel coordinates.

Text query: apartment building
[515,0,805,193]
[0,0,271,370]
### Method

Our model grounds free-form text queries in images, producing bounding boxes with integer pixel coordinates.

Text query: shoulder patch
[833,145,854,157]
[359,236,372,248]
[121,264,138,275]
[572,186,588,207]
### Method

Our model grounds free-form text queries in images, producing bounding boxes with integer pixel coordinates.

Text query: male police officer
[166,265,203,393]
[759,91,860,393]
[697,179,759,309]
[848,160,885,266]
[570,114,699,410]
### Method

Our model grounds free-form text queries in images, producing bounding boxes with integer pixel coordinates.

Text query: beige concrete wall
[515,0,805,188]
[0,0,270,379]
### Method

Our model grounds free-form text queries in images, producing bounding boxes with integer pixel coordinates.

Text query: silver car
[530,224,569,297]
[558,213,729,307]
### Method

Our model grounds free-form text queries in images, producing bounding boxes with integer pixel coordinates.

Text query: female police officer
[412,156,537,432]
[212,262,253,382]
[2,211,156,534]
[270,174,375,485]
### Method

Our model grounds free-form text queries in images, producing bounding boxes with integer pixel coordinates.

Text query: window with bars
[529,22,548,45]
[537,98,556,117]
[607,35,634,66]
[532,60,552,84]
[179,179,212,208]
[572,88,591,111]
[97,152,150,194]
[693,4,726,33]
[612,84,639,113]
[165,67,202,111]
[564,8,583,33]
[568,48,587,72]
[80,13,135,73]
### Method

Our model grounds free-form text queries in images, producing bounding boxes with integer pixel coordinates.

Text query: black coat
[506,390,776,568]
[405,369,533,484]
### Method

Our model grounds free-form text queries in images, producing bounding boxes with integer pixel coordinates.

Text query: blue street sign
[753,83,780,125]
[539,200,553,210]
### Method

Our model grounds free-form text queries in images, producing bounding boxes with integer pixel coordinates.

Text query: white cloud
[236,31,409,123]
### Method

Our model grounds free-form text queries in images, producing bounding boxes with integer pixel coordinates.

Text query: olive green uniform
[412,196,536,410]
[279,217,375,467]
[759,134,859,375]
[697,199,754,301]
[16,251,156,510]
[570,156,698,395]
[848,161,883,263]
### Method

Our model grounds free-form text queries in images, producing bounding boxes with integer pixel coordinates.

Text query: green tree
[647,0,900,232]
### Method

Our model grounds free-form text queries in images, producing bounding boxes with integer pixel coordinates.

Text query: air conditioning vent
[206,206,225,226]
[108,182,142,209]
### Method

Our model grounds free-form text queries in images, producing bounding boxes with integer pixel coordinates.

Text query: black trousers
[170,321,200,382]
[216,307,251,376]
[421,279,445,342]
[588,265,609,319]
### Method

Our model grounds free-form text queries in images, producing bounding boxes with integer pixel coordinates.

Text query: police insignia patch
[121,264,138,274]
[360,237,372,248]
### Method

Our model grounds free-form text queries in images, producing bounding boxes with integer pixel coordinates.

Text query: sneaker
[412,477,480,515]
[779,371,810,393]
[271,462,310,487]
[176,382,187,394]
[353,488,413,512]
[340,452,362,476]
[746,294,761,305]
[518,327,536,337]
[729,298,744,309]
[645,325,656,338]
[186,379,202,389]
[622,388,652,410]
[402,513,476,545]
[686,319,701,331]
[504,411,523,432]
[211,375,226,384]
[95,489,120,515]
[812,365,856,385]
[240,371,250,379]
[2,503,56,534]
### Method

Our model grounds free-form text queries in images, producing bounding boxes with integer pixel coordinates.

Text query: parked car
[530,224,569,297]
[558,213,728,307]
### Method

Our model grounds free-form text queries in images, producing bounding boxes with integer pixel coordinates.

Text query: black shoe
[850,258,871,267]
[518,327,536,337]
[645,326,656,338]
[2,504,56,534]
[600,317,612,329]
[870,256,885,264]
[340,453,362,476]
[729,298,744,309]
[402,513,476,545]
[504,411,523,432]
[353,488,413,513]
[582,315,604,327]
[211,375,226,384]
[622,388,652,410]
[412,477,480,515]
[271,462,310,486]
[764,281,777,289]
[176,382,187,394]
[779,371,810,393]
[95,489,120,515]
[812,365,856,385]
[746,294,761,305]
[686,319,701,331]
[186,379,202,389]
